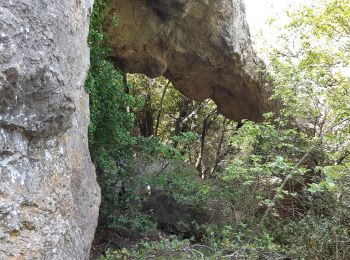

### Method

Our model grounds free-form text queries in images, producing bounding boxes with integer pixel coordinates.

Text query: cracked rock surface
[105,0,273,122]
[0,0,100,259]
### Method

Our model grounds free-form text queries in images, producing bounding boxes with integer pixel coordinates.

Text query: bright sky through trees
[245,0,281,34]
[245,0,313,61]
[245,0,312,35]
[245,0,350,75]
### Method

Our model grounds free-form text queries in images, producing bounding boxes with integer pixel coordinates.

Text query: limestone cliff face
[105,0,273,122]
[0,0,100,259]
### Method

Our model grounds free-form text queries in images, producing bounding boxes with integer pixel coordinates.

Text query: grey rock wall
[0,0,100,259]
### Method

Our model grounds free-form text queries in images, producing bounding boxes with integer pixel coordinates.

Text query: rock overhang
[104,0,274,122]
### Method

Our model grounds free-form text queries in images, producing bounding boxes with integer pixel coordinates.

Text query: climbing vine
[85,0,135,170]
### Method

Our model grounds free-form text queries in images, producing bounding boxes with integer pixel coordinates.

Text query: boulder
[133,157,235,238]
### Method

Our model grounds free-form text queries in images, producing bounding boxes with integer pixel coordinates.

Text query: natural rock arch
[105,0,274,122]
[0,0,272,259]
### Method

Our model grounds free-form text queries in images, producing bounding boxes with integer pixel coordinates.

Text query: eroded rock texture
[105,0,272,121]
[0,0,100,259]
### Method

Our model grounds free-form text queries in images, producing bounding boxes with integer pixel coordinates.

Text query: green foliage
[102,236,193,260]
[102,228,286,259]
[85,0,143,235]
[211,0,350,257]
[268,0,350,194]
[144,169,212,206]
[272,216,350,258]
[107,209,157,237]
[89,0,350,258]
[128,73,238,175]
[135,137,183,160]
[86,0,135,168]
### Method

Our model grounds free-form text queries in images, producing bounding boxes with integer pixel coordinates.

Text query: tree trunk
[195,110,216,174]
[210,119,228,175]
[155,80,170,136]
